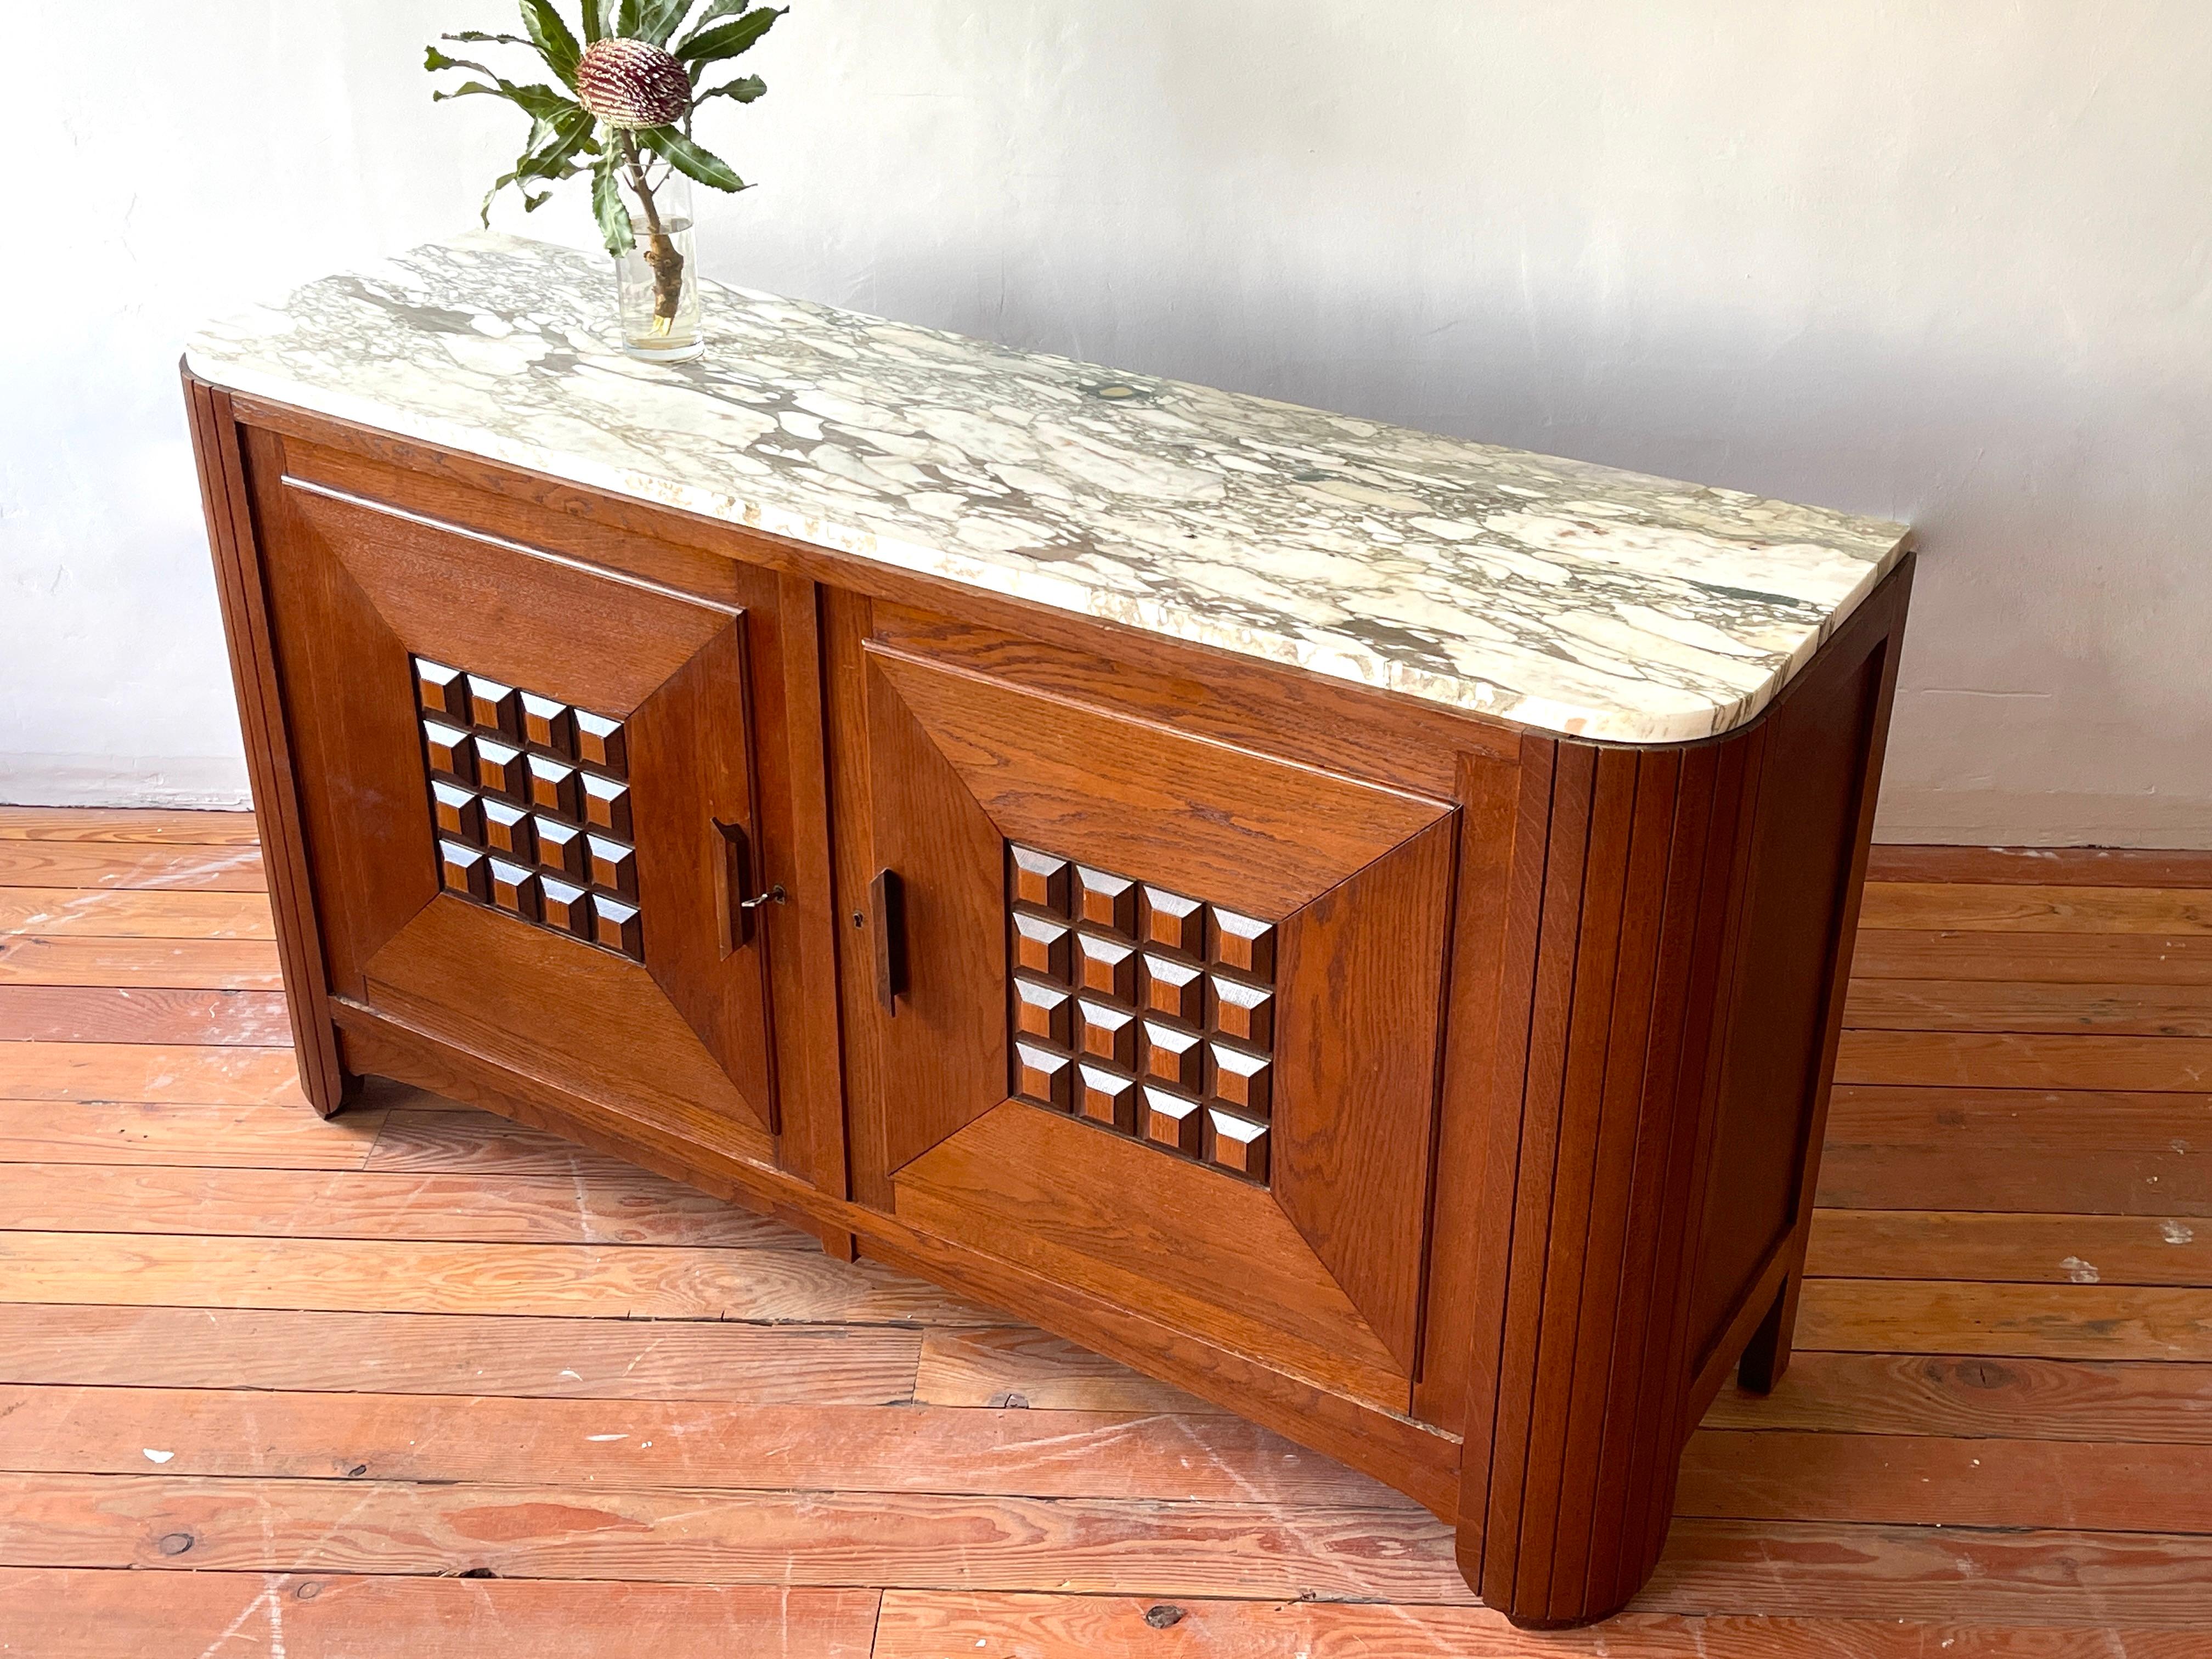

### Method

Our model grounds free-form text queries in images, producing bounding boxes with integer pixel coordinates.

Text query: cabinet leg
[1454,1498,1669,1630]
[1504,1605,1636,1633]
[1737,1269,1800,1395]
[304,1056,364,1120]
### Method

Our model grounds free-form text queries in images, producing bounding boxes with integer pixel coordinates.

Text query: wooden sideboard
[183,242,1910,1627]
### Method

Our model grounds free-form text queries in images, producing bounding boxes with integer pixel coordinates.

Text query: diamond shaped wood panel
[413,656,645,962]
[1005,842,1277,1184]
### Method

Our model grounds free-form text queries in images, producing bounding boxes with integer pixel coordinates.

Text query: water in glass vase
[612,163,704,363]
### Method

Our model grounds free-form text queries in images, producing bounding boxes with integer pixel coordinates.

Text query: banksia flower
[428,1,788,324]
[575,37,691,129]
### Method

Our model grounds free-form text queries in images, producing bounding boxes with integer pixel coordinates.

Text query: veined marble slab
[186,232,1909,743]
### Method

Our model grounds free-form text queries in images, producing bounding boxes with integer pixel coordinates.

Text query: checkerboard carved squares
[413,656,645,962]
[1005,842,1277,1184]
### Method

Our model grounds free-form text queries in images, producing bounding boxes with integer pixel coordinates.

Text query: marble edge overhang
[182,286,1912,749]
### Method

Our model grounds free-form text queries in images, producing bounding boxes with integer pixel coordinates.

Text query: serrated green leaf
[616,0,642,36]
[635,0,693,45]
[426,42,585,121]
[692,73,765,109]
[425,45,498,77]
[481,106,597,227]
[637,124,745,193]
[444,30,533,47]
[517,0,582,85]
[438,70,580,123]
[592,149,636,254]
[432,79,507,104]
[675,6,777,67]
[582,0,610,42]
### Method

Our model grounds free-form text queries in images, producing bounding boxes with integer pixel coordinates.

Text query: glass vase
[612,163,703,363]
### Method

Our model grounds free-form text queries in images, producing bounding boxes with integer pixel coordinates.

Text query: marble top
[186,232,1909,743]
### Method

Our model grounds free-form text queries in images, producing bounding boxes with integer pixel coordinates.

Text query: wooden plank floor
[1,810,2207,1656]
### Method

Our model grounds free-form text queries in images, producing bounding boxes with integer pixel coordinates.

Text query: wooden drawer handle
[715,820,783,953]
[870,867,907,1014]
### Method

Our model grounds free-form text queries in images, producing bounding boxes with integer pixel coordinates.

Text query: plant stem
[618,131,686,326]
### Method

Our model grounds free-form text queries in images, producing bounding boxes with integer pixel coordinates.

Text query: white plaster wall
[4,2,2207,843]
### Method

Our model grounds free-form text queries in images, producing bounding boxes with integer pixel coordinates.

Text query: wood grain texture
[250,428,838,1149]
[0,986,293,1045]
[0,1231,988,1324]
[1485,742,1643,1619]
[1700,566,1903,1401]
[1797,1279,2212,1361]
[256,562,821,1263]
[278,467,737,712]
[624,615,781,1136]
[0,1160,805,1248]
[1822,1146,2211,1218]
[0,808,258,845]
[0,1098,385,1170]
[1818,1086,2212,1215]
[0,1571,883,1659]
[0,1041,306,1107]
[1843,978,2212,1036]
[1443,733,1558,1523]
[0,1305,921,1405]
[16,1477,2212,1628]
[1469,741,1755,1626]
[1865,845,2212,888]
[1271,812,1458,1378]
[857,648,1008,1178]
[1642,1518,2212,1626]
[549,976,1461,1532]
[0,1471,1474,1602]
[0,842,266,891]
[821,585,898,1220]
[1849,929,2212,984]
[363,1101,671,1177]
[1679,1429,2212,1531]
[1836,1030,2212,1091]
[866,600,1500,798]
[1701,1352,2212,1443]
[876,1592,2212,1657]
[1464,736,1589,1597]
[894,1102,1408,1407]
[1409,743,1533,1434]
[859,628,1459,1433]
[188,382,351,1116]
[0,887,274,939]
[0,1385,1403,1506]
[865,642,1451,918]
[757,568,857,1235]
[857,1182,1463,1521]
[0,935,282,989]
[912,1326,1223,1413]
[271,422,768,614]
[1859,883,2212,934]
[363,898,777,1160]
[1825,1084,2212,1152]
[1808,1209,2212,1286]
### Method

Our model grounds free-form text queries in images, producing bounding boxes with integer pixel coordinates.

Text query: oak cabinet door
[249,439,781,1165]
[859,642,1459,1410]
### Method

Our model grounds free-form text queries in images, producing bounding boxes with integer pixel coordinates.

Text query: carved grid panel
[411,657,645,962]
[1006,843,1277,1184]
